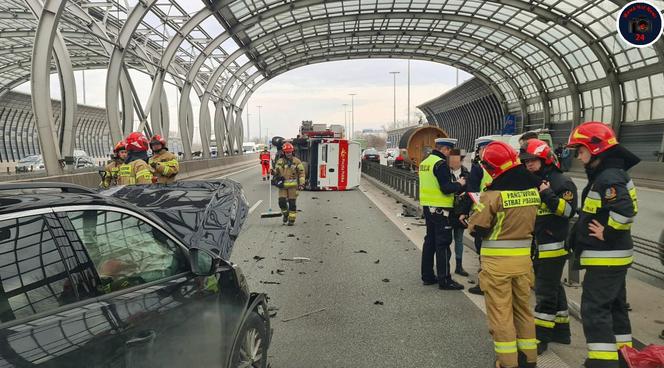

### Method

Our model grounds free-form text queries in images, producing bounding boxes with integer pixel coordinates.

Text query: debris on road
[374,259,380,264]
[311,197,319,200]
[354,250,368,254]
[280,257,311,262]
[276,269,286,275]
[374,301,384,305]
[253,255,266,261]
[382,278,390,283]
[287,234,295,237]
[282,307,327,322]
[260,281,281,285]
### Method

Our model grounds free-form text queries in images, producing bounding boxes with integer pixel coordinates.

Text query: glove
[150,161,157,168]
[298,185,305,191]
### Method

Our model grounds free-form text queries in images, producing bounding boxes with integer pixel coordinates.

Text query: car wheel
[231,311,268,368]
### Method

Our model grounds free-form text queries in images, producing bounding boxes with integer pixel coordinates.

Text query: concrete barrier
[2,154,256,188]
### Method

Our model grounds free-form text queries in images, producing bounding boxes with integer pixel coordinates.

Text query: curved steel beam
[25,0,78,159]
[31,0,65,175]
[143,7,214,157]
[263,45,527,124]
[105,0,158,142]
[258,28,550,125]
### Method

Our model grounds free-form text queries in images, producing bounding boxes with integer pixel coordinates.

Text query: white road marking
[248,200,263,215]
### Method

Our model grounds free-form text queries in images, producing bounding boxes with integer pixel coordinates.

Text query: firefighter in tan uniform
[148,135,179,184]
[100,140,127,189]
[118,132,153,186]
[468,141,542,368]
[274,142,305,226]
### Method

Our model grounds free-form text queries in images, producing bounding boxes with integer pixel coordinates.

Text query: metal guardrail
[361,161,419,200]
[362,161,664,282]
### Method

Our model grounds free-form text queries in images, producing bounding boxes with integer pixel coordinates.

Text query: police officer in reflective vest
[148,135,179,184]
[274,142,305,226]
[567,122,640,368]
[419,138,466,290]
[100,140,127,189]
[468,141,541,368]
[520,139,577,354]
[118,132,153,186]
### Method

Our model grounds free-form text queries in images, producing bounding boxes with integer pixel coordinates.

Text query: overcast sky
[15,59,471,144]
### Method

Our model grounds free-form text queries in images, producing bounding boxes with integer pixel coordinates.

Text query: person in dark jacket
[520,139,577,354]
[567,122,640,368]
[448,148,471,277]
[467,138,493,295]
[419,138,466,290]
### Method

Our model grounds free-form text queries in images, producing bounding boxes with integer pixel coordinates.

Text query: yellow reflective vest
[418,154,455,208]
[100,160,122,189]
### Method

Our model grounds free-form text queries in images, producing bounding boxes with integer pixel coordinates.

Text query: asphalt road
[226,166,495,368]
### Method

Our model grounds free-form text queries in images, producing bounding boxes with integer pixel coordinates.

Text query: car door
[0,211,121,368]
[57,207,234,368]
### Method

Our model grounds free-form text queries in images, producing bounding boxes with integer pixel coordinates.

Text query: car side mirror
[189,248,217,276]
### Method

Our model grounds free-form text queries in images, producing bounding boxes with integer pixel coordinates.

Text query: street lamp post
[257,105,263,143]
[389,71,400,128]
[407,60,410,127]
[349,93,356,139]
[342,103,349,138]
[246,107,250,141]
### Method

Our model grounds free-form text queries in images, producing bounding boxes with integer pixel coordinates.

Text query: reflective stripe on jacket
[468,188,540,257]
[275,157,305,188]
[418,154,455,208]
[149,150,179,184]
[118,160,153,186]
[576,167,637,269]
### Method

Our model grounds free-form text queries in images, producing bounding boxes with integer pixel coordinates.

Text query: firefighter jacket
[274,156,305,188]
[149,150,179,184]
[118,153,152,186]
[418,150,462,209]
[574,154,639,269]
[533,167,578,260]
[468,166,541,259]
[259,151,271,164]
[100,160,122,189]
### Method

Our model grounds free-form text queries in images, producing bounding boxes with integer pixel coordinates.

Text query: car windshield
[364,149,378,154]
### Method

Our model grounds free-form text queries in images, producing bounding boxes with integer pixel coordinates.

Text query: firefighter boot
[278,197,288,224]
[287,211,296,226]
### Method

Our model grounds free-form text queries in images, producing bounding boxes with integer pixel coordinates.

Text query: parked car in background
[384,148,400,166]
[15,150,95,173]
[362,148,380,163]
[0,181,270,368]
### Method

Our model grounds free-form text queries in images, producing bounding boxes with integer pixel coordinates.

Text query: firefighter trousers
[261,161,270,177]
[581,268,631,368]
[479,266,537,368]
[421,208,453,285]
[278,187,299,223]
[534,257,570,344]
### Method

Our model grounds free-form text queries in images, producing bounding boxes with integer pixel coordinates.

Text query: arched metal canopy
[2,0,664,174]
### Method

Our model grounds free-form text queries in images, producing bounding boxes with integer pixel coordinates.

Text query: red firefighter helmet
[149,134,166,149]
[481,141,521,179]
[519,139,555,165]
[282,143,294,153]
[125,132,149,152]
[566,121,618,155]
[113,140,126,153]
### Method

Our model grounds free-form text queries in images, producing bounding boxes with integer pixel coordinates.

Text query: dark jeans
[421,207,453,285]
[453,227,465,264]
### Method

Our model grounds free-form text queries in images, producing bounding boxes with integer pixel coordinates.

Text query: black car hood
[101,180,249,260]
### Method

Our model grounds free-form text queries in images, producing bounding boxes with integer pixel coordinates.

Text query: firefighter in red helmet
[100,140,128,189]
[520,139,577,353]
[273,142,305,225]
[468,141,541,368]
[148,134,179,184]
[118,132,153,186]
[567,122,640,368]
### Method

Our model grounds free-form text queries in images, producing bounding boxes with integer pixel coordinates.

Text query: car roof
[0,184,164,226]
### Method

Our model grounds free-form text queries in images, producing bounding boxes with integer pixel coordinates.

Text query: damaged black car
[0,181,270,368]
